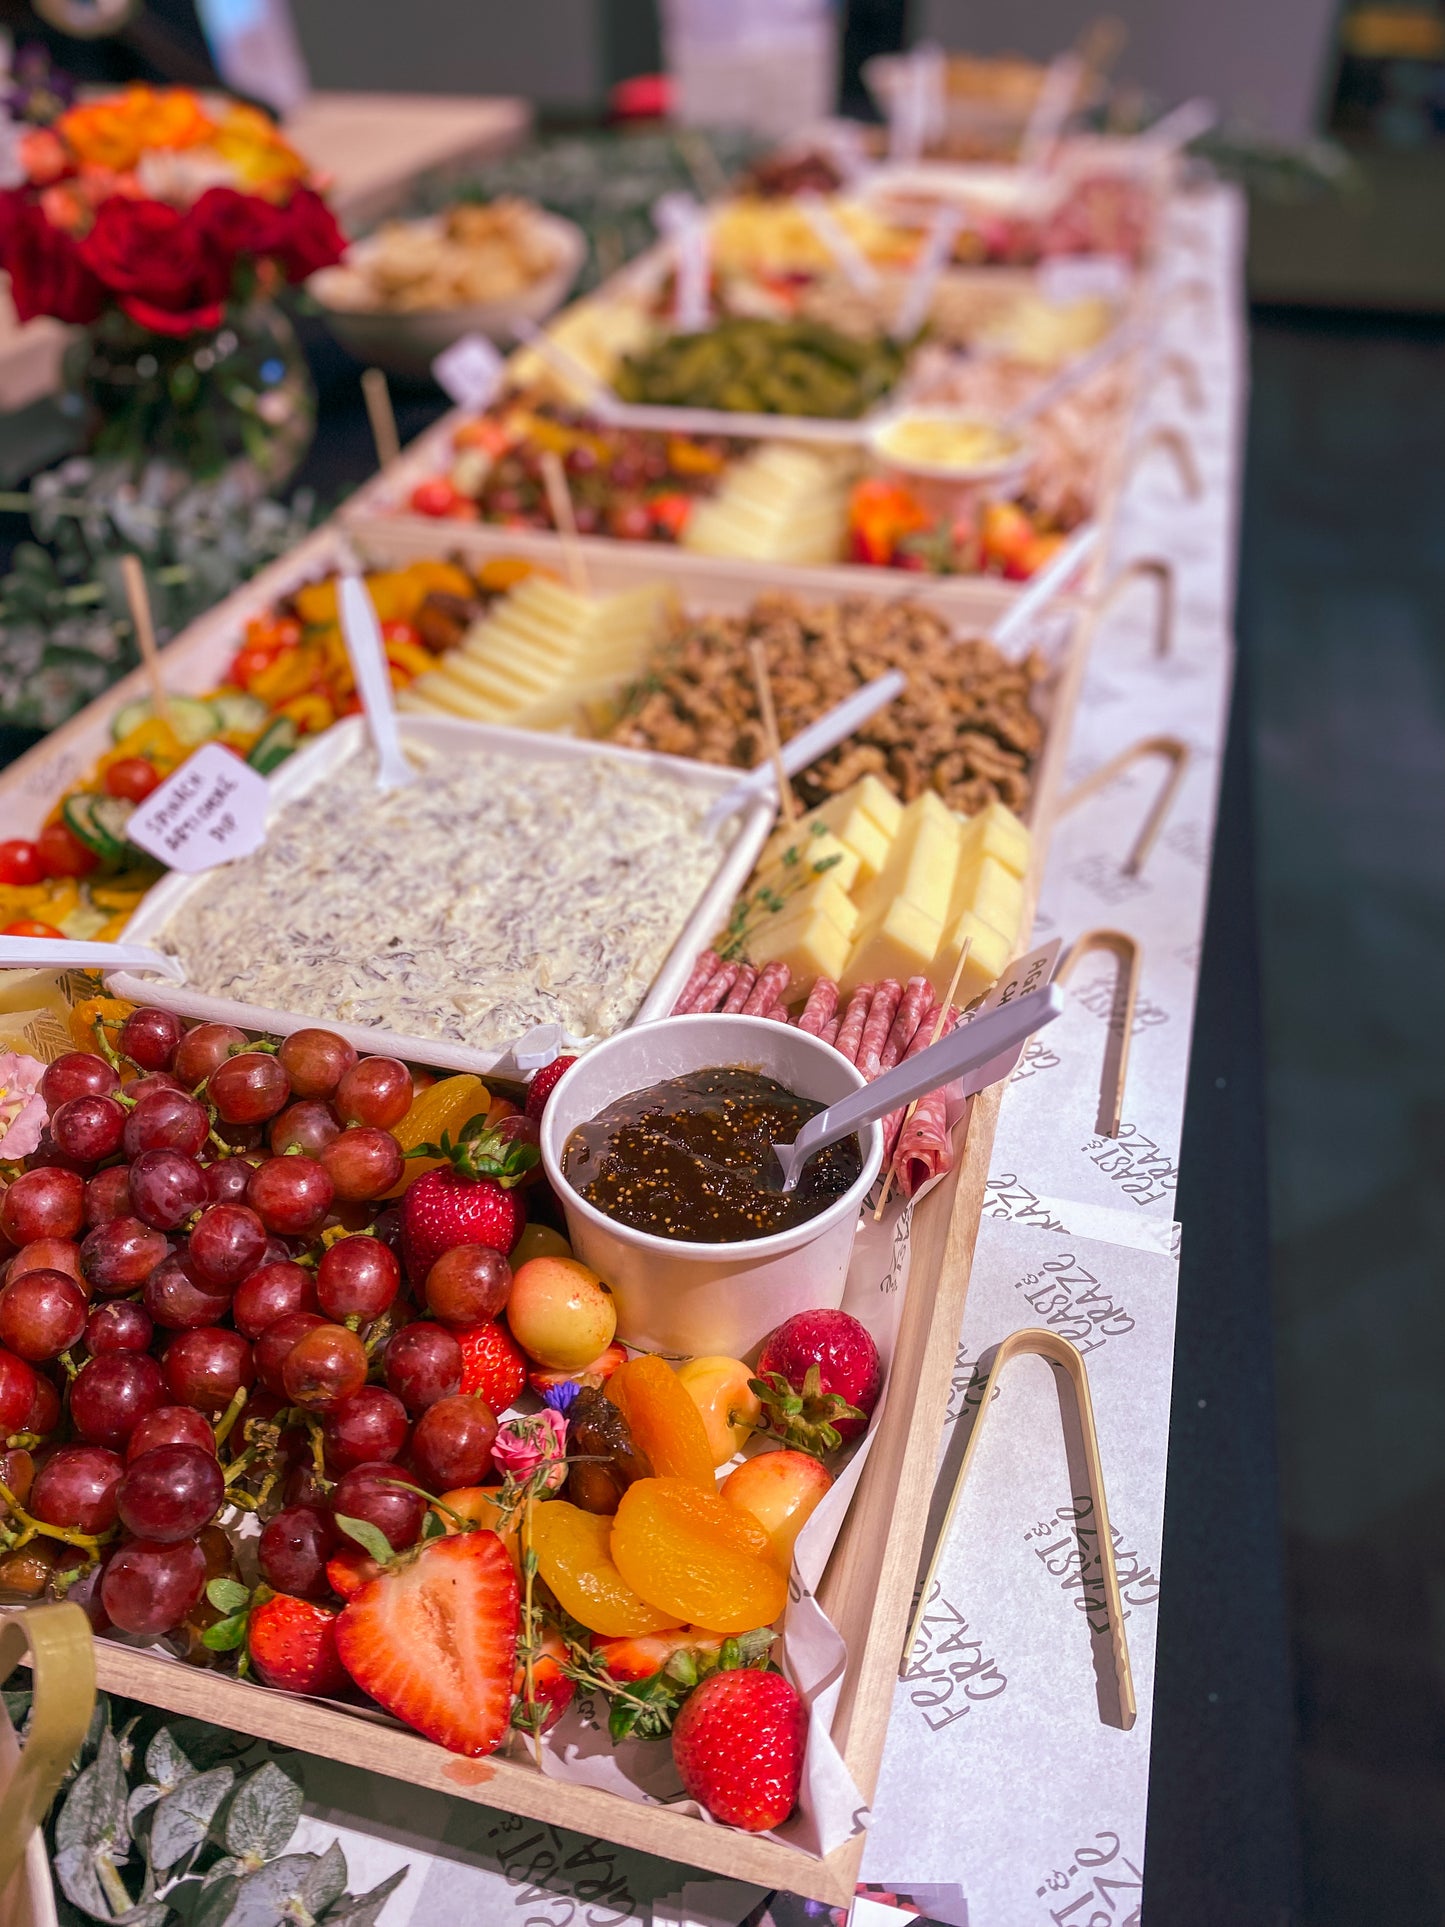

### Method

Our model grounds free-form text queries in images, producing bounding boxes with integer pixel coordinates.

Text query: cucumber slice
[111,695,217,746]
[210,691,270,737]
[247,717,298,775]
[62,793,124,863]
[92,796,137,852]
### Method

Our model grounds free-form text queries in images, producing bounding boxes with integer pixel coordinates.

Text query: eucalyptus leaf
[223,1760,304,1862]
[151,1765,235,1870]
[214,1853,321,1927]
[322,1866,407,1926]
[145,1724,195,1790]
[333,1513,394,1568]
[126,1783,163,1828]
[190,1873,240,1927]
[52,1843,117,1921]
[302,1840,348,1914]
[57,1728,130,1859]
[167,1721,251,1772]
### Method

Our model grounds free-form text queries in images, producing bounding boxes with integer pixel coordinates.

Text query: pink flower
[492,1409,568,1491]
[0,1053,47,1160]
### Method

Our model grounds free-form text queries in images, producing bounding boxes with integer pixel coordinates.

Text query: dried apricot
[531,1499,681,1637]
[606,1354,715,1490]
[609,1477,789,1635]
[384,1074,491,1196]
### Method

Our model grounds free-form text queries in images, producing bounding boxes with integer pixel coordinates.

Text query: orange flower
[58,86,215,174]
[210,103,309,199]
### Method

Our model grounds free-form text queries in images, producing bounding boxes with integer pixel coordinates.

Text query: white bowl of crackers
[309,199,586,380]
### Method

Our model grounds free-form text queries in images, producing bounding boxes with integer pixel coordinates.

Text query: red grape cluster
[0,1011,517,1644]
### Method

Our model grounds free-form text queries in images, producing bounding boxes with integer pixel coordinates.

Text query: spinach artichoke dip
[157,742,727,1051]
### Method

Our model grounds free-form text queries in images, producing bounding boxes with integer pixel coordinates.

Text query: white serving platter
[107,714,773,1077]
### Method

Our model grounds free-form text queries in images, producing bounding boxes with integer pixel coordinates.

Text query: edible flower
[492,1409,568,1492]
[0,1052,48,1160]
[538,1380,581,1416]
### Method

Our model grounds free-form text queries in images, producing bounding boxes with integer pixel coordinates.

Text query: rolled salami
[743,960,791,1015]
[882,1004,959,1168]
[857,979,903,1081]
[879,975,931,1073]
[833,985,872,1066]
[672,949,720,1014]
[797,977,840,1037]
[694,960,740,1012]
[819,1014,842,1048]
[721,965,759,1013]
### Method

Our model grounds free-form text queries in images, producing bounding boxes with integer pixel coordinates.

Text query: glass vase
[62,295,315,501]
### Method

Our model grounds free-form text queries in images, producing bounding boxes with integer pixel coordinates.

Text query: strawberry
[512,1629,576,1735]
[325,1545,383,1601]
[335,1529,519,1757]
[457,1318,527,1411]
[753,1309,882,1455]
[400,1121,535,1282]
[671,1668,806,1831]
[595,1626,721,1685]
[247,1593,351,1698]
[523,1055,576,1122]
[527,1339,627,1400]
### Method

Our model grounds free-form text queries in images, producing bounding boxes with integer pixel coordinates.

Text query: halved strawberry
[595,1626,715,1684]
[334,1529,519,1756]
[512,1629,576,1735]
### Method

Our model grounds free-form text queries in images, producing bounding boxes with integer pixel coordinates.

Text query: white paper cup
[539,1015,884,1361]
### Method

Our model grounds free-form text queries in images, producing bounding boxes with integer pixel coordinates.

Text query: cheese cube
[854,794,962,927]
[747,901,853,986]
[948,852,1025,942]
[756,828,862,900]
[935,909,1014,1003]
[840,898,944,995]
[957,801,1031,880]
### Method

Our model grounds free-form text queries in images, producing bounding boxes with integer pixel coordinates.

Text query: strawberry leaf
[206,1577,250,1616]
[201,1614,249,1653]
[334,1513,395,1568]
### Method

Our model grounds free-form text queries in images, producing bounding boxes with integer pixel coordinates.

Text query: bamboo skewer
[1057,733,1190,877]
[1054,928,1142,1136]
[873,937,972,1220]
[119,554,171,731]
[361,367,400,469]
[539,451,592,597]
[902,1328,1136,1731]
[748,640,797,827]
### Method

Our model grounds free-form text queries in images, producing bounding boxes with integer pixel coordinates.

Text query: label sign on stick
[126,743,269,873]
[432,332,504,411]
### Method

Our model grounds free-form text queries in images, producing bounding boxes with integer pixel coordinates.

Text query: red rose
[192,185,287,283]
[0,191,105,325]
[78,195,228,333]
[270,186,346,282]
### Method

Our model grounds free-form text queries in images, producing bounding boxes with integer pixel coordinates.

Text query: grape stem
[522,1491,542,1771]
[213,1384,249,1450]
[0,1479,113,1558]
[379,1479,471,1531]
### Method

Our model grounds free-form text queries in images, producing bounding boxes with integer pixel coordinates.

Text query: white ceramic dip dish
[539,1013,884,1361]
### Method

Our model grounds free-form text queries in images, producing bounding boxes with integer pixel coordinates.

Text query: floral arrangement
[0,84,344,335]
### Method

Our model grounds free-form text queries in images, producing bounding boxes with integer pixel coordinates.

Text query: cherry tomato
[648,492,693,539]
[410,478,461,517]
[36,822,97,879]
[2,921,65,939]
[103,758,160,803]
[380,620,421,649]
[0,840,43,886]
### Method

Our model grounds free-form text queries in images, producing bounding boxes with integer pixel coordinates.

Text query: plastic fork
[0,935,187,981]
[771,982,1063,1191]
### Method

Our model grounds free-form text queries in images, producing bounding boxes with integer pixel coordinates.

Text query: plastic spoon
[0,935,187,982]
[771,982,1063,1191]
[338,572,414,792]
[703,670,906,833]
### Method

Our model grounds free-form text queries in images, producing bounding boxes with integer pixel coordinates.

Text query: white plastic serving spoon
[772,981,1063,1191]
[703,670,907,833]
[338,571,414,792]
[0,934,187,981]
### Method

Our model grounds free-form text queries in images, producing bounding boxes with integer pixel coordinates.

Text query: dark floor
[1241,307,1445,1924]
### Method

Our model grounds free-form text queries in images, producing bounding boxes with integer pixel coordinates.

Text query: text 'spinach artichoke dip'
[157,742,726,1051]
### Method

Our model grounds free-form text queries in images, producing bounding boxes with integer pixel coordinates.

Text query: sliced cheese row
[683,445,854,566]
[735,774,1030,1005]
[399,576,672,733]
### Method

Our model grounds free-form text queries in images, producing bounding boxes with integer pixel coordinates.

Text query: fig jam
[563,1067,863,1243]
